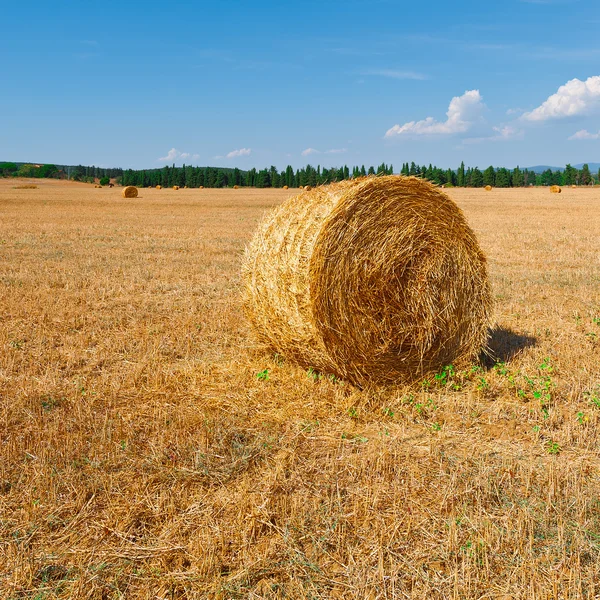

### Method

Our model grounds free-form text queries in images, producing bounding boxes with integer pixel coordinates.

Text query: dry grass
[13,184,38,189]
[243,177,491,386]
[2,179,600,598]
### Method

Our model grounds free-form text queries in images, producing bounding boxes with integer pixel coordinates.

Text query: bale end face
[122,186,138,198]
[485,185,492,191]
[242,175,492,387]
[550,185,562,194]
[173,186,179,190]
[156,185,162,189]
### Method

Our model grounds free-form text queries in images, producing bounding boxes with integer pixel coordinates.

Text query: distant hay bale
[571,185,577,188]
[304,185,312,191]
[550,185,562,194]
[283,185,289,190]
[122,186,138,198]
[485,185,492,191]
[242,175,492,387]
[234,185,240,189]
[156,185,162,190]
[199,186,204,189]
[173,185,179,190]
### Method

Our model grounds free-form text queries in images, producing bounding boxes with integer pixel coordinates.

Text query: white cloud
[522,76,600,121]
[159,148,179,162]
[158,148,200,162]
[362,68,427,81]
[325,148,348,154]
[385,90,486,137]
[463,125,524,144]
[301,148,320,156]
[226,148,251,158]
[568,129,600,140]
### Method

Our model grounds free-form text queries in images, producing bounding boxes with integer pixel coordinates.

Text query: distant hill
[526,163,600,174]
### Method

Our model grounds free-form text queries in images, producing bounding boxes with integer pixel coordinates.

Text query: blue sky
[2,0,599,170]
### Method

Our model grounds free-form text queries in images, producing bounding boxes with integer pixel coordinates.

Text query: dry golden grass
[13,184,38,189]
[2,179,600,598]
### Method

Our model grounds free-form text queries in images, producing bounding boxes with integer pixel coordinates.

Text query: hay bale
[233,185,240,189]
[571,185,577,188]
[122,186,138,198]
[304,185,312,191]
[485,185,492,191]
[156,185,162,190]
[283,185,289,190]
[550,185,562,194]
[199,186,204,189]
[242,176,492,387]
[173,185,179,190]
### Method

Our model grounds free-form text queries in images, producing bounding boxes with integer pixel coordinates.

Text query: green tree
[99,176,109,186]
[580,163,592,186]
[457,161,465,186]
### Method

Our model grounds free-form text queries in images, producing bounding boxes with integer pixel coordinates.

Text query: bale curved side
[242,176,492,386]
[122,186,138,198]
[485,185,492,191]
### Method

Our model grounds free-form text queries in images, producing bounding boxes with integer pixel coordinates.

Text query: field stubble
[1,179,600,598]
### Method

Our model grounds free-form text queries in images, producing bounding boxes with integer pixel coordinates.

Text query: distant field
[2,178,600,598]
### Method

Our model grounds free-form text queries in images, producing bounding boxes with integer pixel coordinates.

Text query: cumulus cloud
[226,148,251,158]
[385,90,486,137]
[158,148,200,162]
[301,148,320,156]
[568,129,600,140]
[463,125,524,144]
[522,76,600,121]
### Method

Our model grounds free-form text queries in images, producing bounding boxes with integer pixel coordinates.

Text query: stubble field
[1,178,600,599]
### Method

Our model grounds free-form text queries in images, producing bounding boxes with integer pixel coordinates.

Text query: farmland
[2,179,600,598]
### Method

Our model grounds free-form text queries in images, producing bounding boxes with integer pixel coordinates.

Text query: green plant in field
[583,388,600,409]
[431,422,442,431]
[476,376,489,391]
[577,411,588,424]
[382,407,395,418]
[546,440,561,455]
[307,367,321,381]
[593,317,600,326]
[493,361,508,376]
[434,364,455,386]
[256,368,269,381]
[40,395,62,411]
[347,406,358,418]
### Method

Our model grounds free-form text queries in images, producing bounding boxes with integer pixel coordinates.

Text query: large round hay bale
[283,185,289,190]
[550,185,562,194]
[156,185,162,190]
[485,185,492,191]
[122,186,138,198]
[173,185,179,190]
[242,176,492,386]
[199,186,204,189]
[233,185,240,189]
[304,185,312,191]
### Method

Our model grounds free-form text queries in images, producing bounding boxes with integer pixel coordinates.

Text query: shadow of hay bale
[481,326,537,366]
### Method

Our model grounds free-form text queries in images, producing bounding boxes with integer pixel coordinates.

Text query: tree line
[2,160,598,188]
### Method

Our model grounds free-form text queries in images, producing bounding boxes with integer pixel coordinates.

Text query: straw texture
[242,176,492,386]
[122,186,138,198]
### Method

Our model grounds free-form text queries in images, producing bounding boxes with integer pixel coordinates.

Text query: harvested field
[2,179,600,598]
